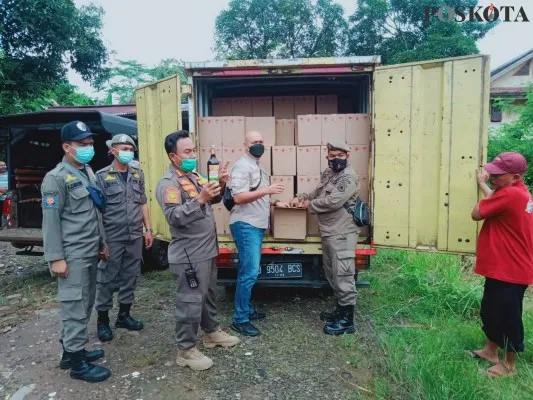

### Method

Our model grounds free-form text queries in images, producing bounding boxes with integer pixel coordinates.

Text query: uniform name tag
[67,181,83,191]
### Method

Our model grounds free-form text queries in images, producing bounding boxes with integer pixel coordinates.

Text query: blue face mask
[72,146,95,164]
[117,151,134,165]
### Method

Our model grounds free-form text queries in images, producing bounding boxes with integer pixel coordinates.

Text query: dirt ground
[0,242,380,400]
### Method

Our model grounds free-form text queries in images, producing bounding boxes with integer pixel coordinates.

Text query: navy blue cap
[61,121,95,142]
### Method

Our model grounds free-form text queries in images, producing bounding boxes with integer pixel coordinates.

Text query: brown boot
[203,328,242,349]
[176,347,213,371]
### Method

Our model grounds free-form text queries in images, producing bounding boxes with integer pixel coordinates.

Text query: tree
[214,0,348,60]
[489,87,533,190]
[346,0,497,65]
[103,58,186,104]
[0,0,109,114]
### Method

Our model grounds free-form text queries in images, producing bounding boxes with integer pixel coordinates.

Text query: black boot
[319,303,341,323]
[69,350,111,382]
[97,311,113,342]
[59,339,105,370]
[323,305,355,335]
[115,303,144,331]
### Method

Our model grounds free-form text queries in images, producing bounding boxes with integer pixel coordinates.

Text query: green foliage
[0,0,108,115]
[214,0,348,60]
[103,58,186,104]
[360,249,533,400]
[489,86,533,190]
[346,0,497,64]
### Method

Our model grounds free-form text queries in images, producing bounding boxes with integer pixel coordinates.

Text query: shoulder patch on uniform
[43,193,58,209]
[163,187,181,204]
[65,174,77,183]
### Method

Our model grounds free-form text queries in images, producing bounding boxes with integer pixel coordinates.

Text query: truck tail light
[2,197,14,227]
[355,254,370,270]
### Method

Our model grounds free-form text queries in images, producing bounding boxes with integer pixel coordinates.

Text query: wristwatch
[146,228,153,233]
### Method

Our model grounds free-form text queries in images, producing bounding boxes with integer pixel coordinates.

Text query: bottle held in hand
[207,145,220,182]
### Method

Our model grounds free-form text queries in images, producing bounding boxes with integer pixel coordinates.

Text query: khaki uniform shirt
[297,165,360,237]
[96,162,147,242]
[155,165,221,265]
[41,157,105,262]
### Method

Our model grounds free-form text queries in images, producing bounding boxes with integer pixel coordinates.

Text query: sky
[70,0,533,97]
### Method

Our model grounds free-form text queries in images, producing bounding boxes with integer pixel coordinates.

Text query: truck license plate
[258,262,303,279]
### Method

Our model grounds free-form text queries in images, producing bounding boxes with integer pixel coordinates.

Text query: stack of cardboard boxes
[198,95,370,239]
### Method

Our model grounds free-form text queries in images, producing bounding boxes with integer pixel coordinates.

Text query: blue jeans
[230,221,265,324]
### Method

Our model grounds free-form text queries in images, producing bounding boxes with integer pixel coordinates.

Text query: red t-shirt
[475,180,533,285]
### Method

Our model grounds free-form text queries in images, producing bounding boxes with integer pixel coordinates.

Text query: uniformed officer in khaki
[155,130,240,371]
[42,121,111,382]
[95,134,153,342]
[291,141,360,335]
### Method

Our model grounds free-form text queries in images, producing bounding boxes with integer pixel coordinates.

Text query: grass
[358,249,533,400]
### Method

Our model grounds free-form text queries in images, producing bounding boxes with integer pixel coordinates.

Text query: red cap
[483,152,528,175]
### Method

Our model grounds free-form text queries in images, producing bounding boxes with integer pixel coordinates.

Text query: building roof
[48,103,189,118]
[0,111,137,138]
[49,104,137,117]
[491,48,533,81]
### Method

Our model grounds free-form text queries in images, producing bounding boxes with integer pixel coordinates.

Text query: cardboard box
[261,145,272,176]
[222,146,245,169]
[252,97,273,117]
[211,98,232,117]
[307,213,320,236]
[296,114,322,146]
[275,119,295,145]
[349,144,370,177]
[346,114,371,145]
[270,176,294,202]
[245,117,276,146]
[274,96,295,119]
[198,117,223,147]
[317,95,338,114]
[231,98,253,117]
[296,175,321,196]
[272,207,307,240]
[320,146,329,171]
[272,146,296,176]
[297,146,321,176]
[321,114,346,145]
[198,146,223,176]
[212,204,229,235]
[294,95,315,116]
[221,117,245,146]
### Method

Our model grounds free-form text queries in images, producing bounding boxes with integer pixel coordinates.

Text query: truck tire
[141,239,169,272]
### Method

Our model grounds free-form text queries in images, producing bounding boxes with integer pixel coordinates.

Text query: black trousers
[480,278,528,353]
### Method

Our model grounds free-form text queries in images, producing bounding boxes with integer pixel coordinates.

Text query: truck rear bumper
[0,228,43,245]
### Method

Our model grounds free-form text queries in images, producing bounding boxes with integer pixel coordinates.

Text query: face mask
[71,145,95,164]
[249,144,265,158]
[328,158,347,173]
[117,151,134,165]
[179,157,197,172]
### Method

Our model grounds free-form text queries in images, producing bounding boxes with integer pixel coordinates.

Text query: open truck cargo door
[372,55,490,254]
[135,75,182,242]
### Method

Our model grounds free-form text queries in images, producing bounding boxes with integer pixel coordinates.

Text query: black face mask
[328,158,347,172]
[249,144,265,158]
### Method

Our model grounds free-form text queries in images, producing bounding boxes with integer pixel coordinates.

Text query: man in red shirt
[470,152,533,377]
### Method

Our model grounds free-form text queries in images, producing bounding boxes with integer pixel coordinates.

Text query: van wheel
[11,243,27,249]
[141,239,169,272]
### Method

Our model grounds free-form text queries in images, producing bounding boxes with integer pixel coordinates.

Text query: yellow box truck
[135,55,490,289]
